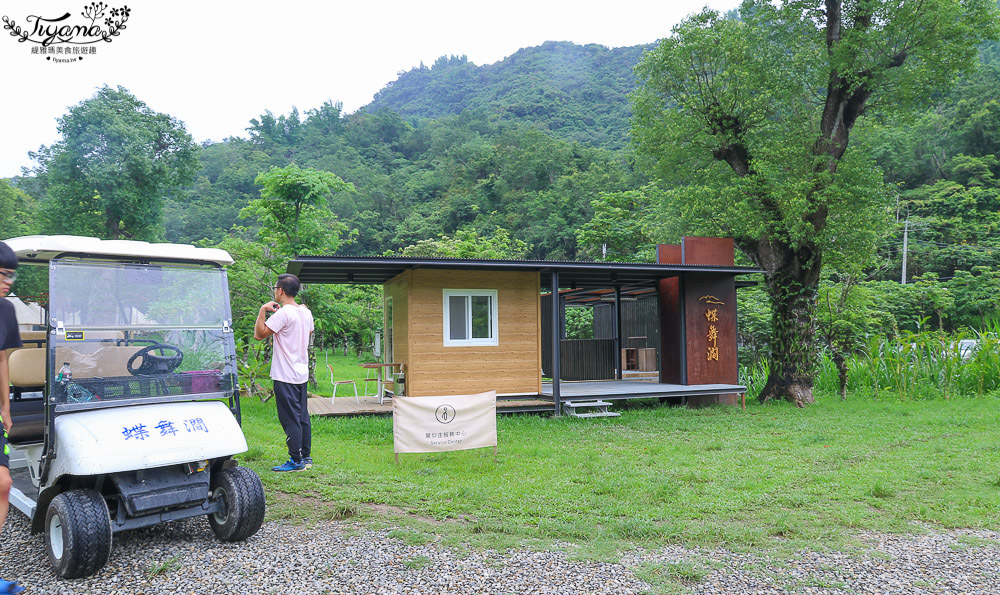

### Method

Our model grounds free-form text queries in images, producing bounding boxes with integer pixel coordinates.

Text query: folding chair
[327,363,359,404]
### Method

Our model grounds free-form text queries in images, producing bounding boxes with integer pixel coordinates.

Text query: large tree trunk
[833,349,848,401]
[740,237,824,407]
[106,216,121,240]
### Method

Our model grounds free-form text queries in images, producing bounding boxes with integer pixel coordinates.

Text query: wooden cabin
[383,268,542,397]
[288,237,759,412]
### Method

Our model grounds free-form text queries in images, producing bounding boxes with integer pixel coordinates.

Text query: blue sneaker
[0,579,25,594]
[271,459,305,472]
[302,456,313,469]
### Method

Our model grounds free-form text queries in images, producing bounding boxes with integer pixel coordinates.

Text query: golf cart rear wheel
[45,489,113,579]
[208,466,265,541]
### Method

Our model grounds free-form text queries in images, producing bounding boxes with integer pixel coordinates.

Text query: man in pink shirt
[254,274,315,472]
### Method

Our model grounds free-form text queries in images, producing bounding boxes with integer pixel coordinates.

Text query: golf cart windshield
[48,259,237,408]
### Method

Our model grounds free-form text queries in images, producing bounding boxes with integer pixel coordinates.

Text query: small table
[359,363,401,405]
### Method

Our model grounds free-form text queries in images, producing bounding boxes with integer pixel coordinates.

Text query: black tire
[45,489,113,579]
[208,466,265,541]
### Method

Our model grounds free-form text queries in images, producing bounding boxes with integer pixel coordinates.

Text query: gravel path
[0,512,997,594]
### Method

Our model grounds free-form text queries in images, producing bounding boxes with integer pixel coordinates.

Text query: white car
[4,235,265,579]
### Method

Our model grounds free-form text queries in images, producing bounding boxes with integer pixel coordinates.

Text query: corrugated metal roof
[287,255,761,287]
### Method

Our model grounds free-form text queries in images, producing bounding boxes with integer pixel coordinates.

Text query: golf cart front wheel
[208,466,265,541]
[45,489,113,579]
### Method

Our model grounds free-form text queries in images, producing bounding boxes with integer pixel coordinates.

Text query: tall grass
[815,329,1000,399]
[738,357,769,401]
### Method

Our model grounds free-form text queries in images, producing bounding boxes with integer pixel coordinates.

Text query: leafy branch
[2,16,28,42]
[236,338,272,403]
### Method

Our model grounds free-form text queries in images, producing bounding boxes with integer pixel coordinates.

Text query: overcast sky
[0,0,741,178]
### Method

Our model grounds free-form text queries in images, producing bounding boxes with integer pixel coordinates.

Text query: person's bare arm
[254,302,279,340]
[0,350,11,433]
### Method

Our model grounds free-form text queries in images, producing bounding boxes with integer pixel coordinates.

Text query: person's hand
[1,407,11,434]
[261,301,280,314]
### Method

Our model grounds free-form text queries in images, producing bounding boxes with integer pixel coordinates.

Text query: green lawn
[248,350,376,398]
[312,350,377,395]
[237,361,1000,560]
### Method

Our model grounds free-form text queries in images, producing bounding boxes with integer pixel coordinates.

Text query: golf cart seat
[6,345,144,444]
[8,348,46,443]
[8,347,45,394]
[7,330,46,355]
[53,345,144,379]
[9,345,147,387]
[7,397,44,444]
[4,330,47,376]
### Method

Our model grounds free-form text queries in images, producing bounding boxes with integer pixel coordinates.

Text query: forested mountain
[163,107,641,259]
[365,41,651,151]
[154,41,655,259]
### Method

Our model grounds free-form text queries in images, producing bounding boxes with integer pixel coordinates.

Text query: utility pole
[901,218,909,285]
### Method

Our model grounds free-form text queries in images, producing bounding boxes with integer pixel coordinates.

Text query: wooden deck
[306,394,552,417]
[542,380,746,400]
[543,380,747,411]
[306,380,746,417]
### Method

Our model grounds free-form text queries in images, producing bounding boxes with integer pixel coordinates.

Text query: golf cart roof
[4,235,234,266]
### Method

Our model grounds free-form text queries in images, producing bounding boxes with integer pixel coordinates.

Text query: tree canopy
[30,85,199,240]
[251,164,354,256]
[632,0,1000,406]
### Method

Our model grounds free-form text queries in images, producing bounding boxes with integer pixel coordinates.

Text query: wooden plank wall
[404,269,541,397]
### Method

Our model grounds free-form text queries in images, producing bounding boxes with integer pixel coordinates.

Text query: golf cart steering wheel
[127,343,185,376]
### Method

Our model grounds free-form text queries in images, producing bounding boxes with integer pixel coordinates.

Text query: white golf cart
[3,235,264,579]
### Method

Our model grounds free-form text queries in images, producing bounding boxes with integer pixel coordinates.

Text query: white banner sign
[393,390,497,454]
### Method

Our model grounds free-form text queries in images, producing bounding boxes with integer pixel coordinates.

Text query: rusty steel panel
[682,237,734,266]
[657,243,682,264]
[657,277,683,384]
[657,244,683,383]
[684,274,738,385]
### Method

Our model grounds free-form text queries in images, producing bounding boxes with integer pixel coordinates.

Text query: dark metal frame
[288,255,761,415]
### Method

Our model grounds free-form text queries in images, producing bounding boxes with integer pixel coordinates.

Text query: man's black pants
[273,380,311,462]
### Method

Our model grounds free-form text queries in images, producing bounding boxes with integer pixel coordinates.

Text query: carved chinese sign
[699,295,725,362]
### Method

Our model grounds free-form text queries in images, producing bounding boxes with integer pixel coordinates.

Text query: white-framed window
[443,289,498,346]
